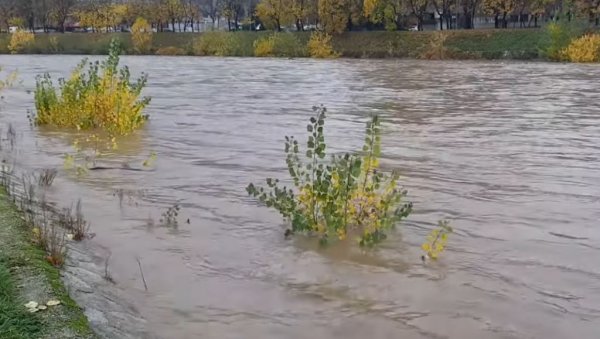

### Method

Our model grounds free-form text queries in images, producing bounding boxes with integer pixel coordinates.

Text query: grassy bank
[0,29,546,60]
[0,188,95,339]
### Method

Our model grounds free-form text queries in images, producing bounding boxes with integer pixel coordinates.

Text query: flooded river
[0,56,599,339]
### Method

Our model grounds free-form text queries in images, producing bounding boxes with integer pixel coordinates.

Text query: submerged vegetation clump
[247,106,413,246]
[33,38,151,136]
[247,106,452,256]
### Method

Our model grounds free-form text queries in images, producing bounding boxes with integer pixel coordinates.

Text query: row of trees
[257,0,599,32]
[0,0,597,34]
[0,0,249,33]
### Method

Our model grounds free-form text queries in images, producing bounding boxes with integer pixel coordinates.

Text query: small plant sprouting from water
[142,152,157,167]
[35,168,57,187]
[33,201,67,267]
[160,204,180,227]
[56,200,89,241]
[247,106,413,246]
[421,220,453,260]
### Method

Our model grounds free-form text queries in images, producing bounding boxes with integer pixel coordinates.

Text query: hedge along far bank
[0,29,546,60]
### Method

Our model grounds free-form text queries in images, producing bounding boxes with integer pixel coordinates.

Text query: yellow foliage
[422,220,453,260]
[419,32,449,60]
[33,39,150,137]
[0,67,17,91]
[131,17,153,54]
[562,34,600,63]
[363,0,379,17]
[255,0,293,31]
[48,36,61,53]
[318,0,349,34]
[254,35,276,57]
[8,30,35,54]
[307,32,339,58]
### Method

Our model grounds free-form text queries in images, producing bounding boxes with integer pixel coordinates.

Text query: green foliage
[193,32,241,56]
[254,33,306,57]
[0,265,44,338]
[422,220,453,260]
[155,46,187,55]
[247,106,413,246]
[541,20,586,61]
[32,39,151,137]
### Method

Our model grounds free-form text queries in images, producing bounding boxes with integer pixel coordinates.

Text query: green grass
[0,189,95,338]
[0,29,548,60]
[0,265,44,339]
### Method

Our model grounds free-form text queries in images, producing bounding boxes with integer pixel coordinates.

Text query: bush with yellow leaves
[33,39,150,137]
[8,29,35,54]
[131,17,153,54]
[253,35,276,57]
[307,32,339,58]
[562,34,600,63]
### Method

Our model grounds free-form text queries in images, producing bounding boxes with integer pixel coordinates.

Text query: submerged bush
[193,31,239,56]
[562,34,600,63]
[307,32,339,58]
[8,29,35,54]
[33,39,150,136]
[254,33,305,57]
[247,106,413,246]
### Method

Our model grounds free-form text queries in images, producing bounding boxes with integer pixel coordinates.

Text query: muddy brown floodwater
[0,56,599,339]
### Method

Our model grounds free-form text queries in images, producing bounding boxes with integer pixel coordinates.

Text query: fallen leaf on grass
[46,300,61,307]
[24,301,38,309]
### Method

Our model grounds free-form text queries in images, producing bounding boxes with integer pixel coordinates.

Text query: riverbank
[0,29,545,60]
[0,188,95,339]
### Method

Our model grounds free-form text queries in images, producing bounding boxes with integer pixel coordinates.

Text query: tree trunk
[439,15,443,30]
[494,14,499,28]
[463,11,473,29]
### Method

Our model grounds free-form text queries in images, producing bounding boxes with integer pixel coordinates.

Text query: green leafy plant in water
[422,220,453,260]
[247,106,413,246]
